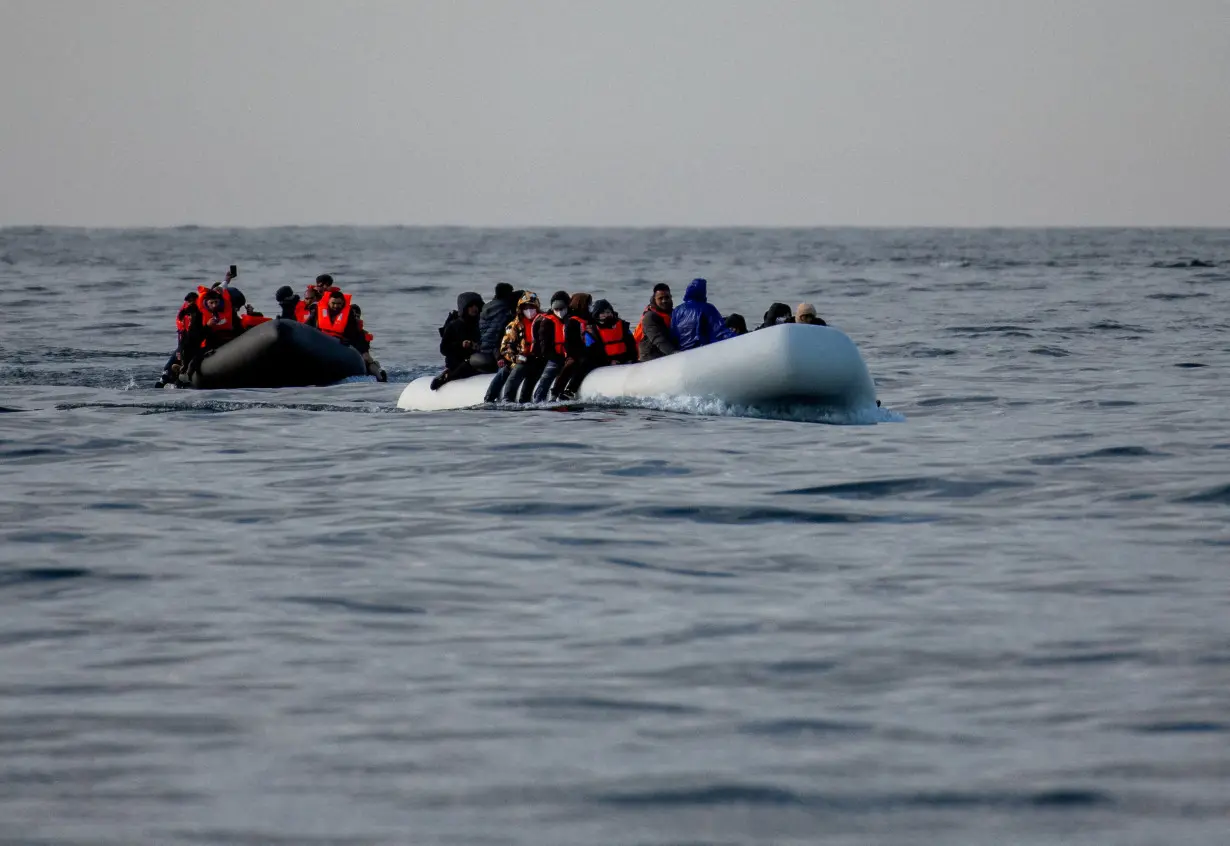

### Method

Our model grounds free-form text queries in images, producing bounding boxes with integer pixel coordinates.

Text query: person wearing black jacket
[175,286,246,381]
[430,291,484,390]
[757,302,793,330]
[475,283,516,372]
[306,290,372,353]
[558,298,633,399]
[274,286,301,320]
[547,292,592,401]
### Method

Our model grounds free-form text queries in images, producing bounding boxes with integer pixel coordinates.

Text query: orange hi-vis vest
[316,293,353,338]
[536,313,567,357]
[634,307,671,344]
[596,323,628,358]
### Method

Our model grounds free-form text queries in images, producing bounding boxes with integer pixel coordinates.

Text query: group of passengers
[430,277,827,402]
[158,269,386,387]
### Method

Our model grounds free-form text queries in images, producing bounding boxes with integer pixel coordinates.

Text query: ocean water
[0,226,1228,846]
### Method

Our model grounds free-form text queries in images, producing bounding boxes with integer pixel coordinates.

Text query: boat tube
[187,319,369,389]
[397,324,877,412]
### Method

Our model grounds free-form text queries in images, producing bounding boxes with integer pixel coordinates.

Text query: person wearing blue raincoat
[670,278,736,351]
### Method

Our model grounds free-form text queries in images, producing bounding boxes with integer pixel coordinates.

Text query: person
[300,285,321,321]
[548,292,592,400]
[239,303,271,329]
[757,303,793,330]
[670,278,735,351]
[175,286,244,379]
[794,302,827,326]
[475,282,517,373]
[274,286,301,320]
[307,287,386,380]
[634,283,676,361]
[725,313,749,336]
[487,291,540,402]
[156,291,199,387]
[430,291,484,390]
[521,290,569,403]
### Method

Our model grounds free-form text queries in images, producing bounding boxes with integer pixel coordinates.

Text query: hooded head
[549,290,570,316]
[275,285,296,304]
[591,298,616,327]
[725,313,748,335]
[569,292,592,318]
[763,302,792,325]
[202,291,225,313]
[795,302,818,322]
[517,290,541,318]
[457,291,483,319]
[684,278,707,303]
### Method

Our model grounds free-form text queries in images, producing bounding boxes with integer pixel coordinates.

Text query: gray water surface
[1,227,1228,845]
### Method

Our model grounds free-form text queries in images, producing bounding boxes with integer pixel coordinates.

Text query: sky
[1,0,1228,227]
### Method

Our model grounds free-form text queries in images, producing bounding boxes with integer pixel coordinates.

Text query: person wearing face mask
[522,290,570,403]
[634,283,677,361]
[757,302,794,330]
[548,292,593,400]
[486,291,540,402]
[430,291,485,390]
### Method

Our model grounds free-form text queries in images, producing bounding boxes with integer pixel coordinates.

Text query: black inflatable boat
[186,319,369,389]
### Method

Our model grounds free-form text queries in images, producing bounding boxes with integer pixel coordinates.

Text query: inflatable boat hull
[396,324,877,411]
[189,319,369,389]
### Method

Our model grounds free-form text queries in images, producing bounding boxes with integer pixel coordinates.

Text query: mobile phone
[229,264,238,278]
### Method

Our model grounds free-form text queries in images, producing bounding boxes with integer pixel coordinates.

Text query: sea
[0,226,1227,846]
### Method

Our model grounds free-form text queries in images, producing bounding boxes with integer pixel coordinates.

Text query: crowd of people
[159,269,386,387]
[430,277,826,402]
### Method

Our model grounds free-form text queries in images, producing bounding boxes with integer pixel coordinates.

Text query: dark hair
[725,313,748,335]
[495,282,514,300]
[568,292,592,316]
[184,292,198,303]
[315,274,334,287]
[653,283,671,294]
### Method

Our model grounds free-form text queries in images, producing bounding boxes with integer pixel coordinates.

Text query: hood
[457,291,483,314]
[517,291,541,312]
[763,302,791,324]
[683,278,707,303]
[591,298,614,318]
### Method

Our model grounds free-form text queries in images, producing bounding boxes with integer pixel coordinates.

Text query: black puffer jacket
[478,295,515,356]
[440,292,483,369]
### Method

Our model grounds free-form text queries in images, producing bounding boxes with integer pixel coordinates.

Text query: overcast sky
[1,0,1227,227]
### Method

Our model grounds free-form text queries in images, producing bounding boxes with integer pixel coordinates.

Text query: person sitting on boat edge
[757,302,793,330]
[274,286,302,320]
[521,290,569,403]
[474,282,517,374]
[555,298,635,399]
[487,291,540,402]
[174,286,245,380]
[430,291,484,390]
[300,285,321,320]
[634,283,676,361]
[794,302,827,326]
[725,313,748,336]
[156,291,199,387]
[547,292,593,401]
[670,278,736,352]
[308,287,387,380]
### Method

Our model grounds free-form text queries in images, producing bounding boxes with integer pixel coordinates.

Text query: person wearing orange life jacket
[156,291,200,387]
[307,287,387,381]
[557,298,635,399]
[634,283,676,361]
[174,286,245,380]
[503,289,565,403]
[486,291,540,402]
[544,292,592,402]
[239,303,271,329]
[298,285,321,321]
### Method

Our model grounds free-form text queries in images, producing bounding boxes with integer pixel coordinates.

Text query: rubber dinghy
[397,324,877,412]
[187,319,369,389]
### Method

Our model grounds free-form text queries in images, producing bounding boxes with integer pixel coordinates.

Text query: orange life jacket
[596,323,628,359]
[175,302,194,335]
[536,313,567,357]
[196,287,236,341]
[293,300,310,322]
[316,293,353,339]
[240,312,271,329]
[634,306,671,344]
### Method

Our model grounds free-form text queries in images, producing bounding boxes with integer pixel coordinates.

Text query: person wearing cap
[670,277,736,352]
[274,286,302,321]
[488,290,540,402]
[430,291,485,390]
[757,302,793,330]
[518,290,569,402]
[634,283,676,361]
[794,303,827,326]
[475,283,517,373]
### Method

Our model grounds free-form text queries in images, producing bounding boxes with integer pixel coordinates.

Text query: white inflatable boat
[396,324,877,412]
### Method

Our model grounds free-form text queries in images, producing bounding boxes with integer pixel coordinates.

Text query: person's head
[303,286,321,306]
[327,290,346,313]
[494,282,515,303]
[725,313,748,335]
[184,291,198,304]
[684,278,707,303]
[314,274,334,290]
[764,302,792,325]
[457,291,483,319]
[591,299,616,327]
[549,290,570,318]
[795,303,818,325]
[275,285,298,306]
[652,283,672,311]
[202,290,224,313]
[568,292,592,318]
[517,291,541,319]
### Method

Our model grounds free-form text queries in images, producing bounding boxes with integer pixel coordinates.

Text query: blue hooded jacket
[670,278,735,351]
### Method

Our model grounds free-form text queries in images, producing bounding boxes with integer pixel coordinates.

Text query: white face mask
[523,307,538,319]
[776,315,790,324]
